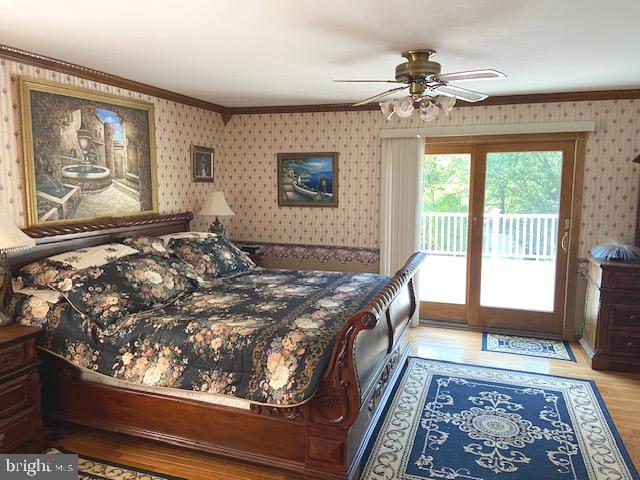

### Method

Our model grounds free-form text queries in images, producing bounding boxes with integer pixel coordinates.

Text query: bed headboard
[8,212,193,273]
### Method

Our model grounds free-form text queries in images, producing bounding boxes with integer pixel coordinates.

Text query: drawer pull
[0,433,4,448]
[627,342,634,347]
[630,315,636,320]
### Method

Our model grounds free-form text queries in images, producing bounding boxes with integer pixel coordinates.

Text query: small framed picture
[192,145,214,183]
[277,152,338,207]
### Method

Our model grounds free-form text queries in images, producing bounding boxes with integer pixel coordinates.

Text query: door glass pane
[420,152,470,304]
[480,151,563,311]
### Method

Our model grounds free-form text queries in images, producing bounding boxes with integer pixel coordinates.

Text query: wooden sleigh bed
[10,212,425,480]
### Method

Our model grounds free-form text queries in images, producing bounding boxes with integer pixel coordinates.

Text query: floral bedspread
[23,268,389,405]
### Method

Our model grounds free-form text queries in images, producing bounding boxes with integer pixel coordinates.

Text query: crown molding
[468,89,640,106]
[222,89,640,119]
[0,44,225,113]
[3,43,640,124]
[224,103,380,115]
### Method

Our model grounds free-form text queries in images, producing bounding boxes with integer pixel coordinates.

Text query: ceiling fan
[334,49,506,122]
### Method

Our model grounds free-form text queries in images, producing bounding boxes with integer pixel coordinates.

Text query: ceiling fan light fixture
[420,100,439,122]
[435,95,456,115]
[359,49,505,123]
[379,95,445,123]
[394,97,414,118]
[338,49,506,120]
[379,99,396,119]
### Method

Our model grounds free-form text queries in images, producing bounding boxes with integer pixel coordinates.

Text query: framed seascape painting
[20,78,158,227]
[277,152,338,207]
[192,145,214,183]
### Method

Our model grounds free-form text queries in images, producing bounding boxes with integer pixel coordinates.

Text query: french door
[419,138,577,335]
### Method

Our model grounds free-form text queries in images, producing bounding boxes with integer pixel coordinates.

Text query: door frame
[419,132,587,339]
[472,140,575,334]
[419,143,476,323]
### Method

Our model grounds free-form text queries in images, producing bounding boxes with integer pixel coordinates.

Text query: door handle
[561,232,569,253]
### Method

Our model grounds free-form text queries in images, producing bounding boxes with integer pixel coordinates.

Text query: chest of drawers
[0,324,48,452]
[582,257,640,372]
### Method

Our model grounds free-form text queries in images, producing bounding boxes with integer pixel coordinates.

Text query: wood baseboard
[578,337,595,360]
[419,318,564,340]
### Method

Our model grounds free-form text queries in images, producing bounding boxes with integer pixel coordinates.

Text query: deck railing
[420,211,559,260]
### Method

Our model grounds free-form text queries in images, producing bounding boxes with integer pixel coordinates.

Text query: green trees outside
[422,151,562,214]
[423,154,470,213]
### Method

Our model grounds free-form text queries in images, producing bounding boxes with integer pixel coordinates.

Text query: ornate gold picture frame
[20,77,159,227]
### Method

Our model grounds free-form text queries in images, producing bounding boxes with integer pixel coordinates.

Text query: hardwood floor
[55,427,297,479]
[53,326,640,479]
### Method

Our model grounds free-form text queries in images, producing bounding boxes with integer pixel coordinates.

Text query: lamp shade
[0,214,35,252]
[198,191,235,217]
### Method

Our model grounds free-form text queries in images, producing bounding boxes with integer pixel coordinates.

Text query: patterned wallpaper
[219,112,381,249]
[1,53,638,258]
[218,101,640,257]
[0,58,224,231]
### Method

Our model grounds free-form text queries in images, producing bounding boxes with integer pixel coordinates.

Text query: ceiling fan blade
[436,69,507,83]
[434,84,488,103]
[353,86,408,107]
[334,79,402,83]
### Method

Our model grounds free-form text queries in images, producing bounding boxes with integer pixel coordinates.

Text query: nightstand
[240,244,263,264]
[0,324,48,452]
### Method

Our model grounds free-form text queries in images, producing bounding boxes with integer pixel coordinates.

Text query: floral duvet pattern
[27,268,389,405]
[168,235,255,281]
[59,254,199,329]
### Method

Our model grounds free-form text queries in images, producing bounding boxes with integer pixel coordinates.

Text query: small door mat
[482,332,576,361]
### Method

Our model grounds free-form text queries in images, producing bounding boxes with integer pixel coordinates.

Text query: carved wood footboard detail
[367,349,400,413]
[250,404,304,421]
[309,251,425,428]
[305,252,425,478]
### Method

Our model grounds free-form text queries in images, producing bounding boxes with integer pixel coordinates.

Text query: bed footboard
[306,251,425,479]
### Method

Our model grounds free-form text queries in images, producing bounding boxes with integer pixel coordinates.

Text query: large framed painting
[277,152,338,207]
[20,78,158,227]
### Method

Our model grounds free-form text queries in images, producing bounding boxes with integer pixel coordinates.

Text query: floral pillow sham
[18,243,139,289]
[121,236,171,257]
[167,235,255,281]
[58,254,198,329]
[9,289,63,329]
[17,259,75,290]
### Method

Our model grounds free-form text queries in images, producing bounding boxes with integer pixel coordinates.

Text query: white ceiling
[1,0,639,107]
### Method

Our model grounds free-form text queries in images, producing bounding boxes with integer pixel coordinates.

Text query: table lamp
[198,191,235,236]
[0,214,36,325]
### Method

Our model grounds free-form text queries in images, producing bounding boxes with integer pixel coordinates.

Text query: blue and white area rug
[361,358,638,480]
[482,332,576,361]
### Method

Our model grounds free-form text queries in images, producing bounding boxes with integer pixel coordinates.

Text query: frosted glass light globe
[393,97,414,118]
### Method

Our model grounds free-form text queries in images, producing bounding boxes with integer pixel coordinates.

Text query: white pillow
[45,243,139,271]
[159,231,218,245]
[12,279,62,303]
